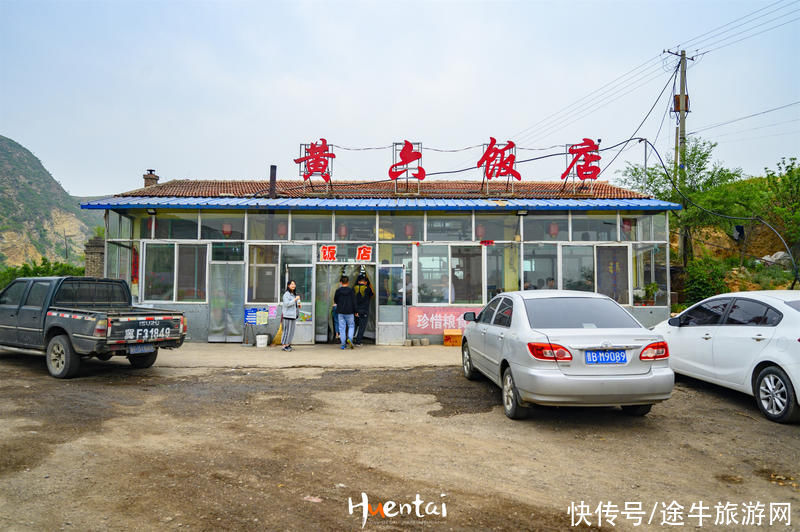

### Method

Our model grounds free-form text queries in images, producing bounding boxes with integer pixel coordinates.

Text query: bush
[684,258,728,304]
[0,257,84,290]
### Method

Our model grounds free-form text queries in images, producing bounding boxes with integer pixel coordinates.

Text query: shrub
[0,257,84,290]
[684,257,728,304]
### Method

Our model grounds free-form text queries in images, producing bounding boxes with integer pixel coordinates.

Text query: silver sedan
[461,290,674,419]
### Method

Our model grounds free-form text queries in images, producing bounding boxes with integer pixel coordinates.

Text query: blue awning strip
[81,196,681,211]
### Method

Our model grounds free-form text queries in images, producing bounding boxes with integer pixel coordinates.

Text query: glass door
[377,264,406,345]
[209,263,245,342]
[286,264,314,344]
[596,245,630,305]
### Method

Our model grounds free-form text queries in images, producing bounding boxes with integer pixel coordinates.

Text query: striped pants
[281,318,296,345]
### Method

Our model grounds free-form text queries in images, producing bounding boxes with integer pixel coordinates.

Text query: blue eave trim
[81,196,682,211]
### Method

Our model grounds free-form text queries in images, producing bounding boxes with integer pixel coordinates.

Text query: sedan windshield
[524,297,642,329]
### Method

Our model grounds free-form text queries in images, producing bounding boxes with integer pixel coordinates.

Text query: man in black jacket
[354,275,374,346]
[333,276,356,349]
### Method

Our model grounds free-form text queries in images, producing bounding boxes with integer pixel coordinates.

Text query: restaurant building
[82,172,680,344]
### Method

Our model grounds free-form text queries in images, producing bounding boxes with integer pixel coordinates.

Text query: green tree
[617,138,743,266]
[764,157,800,258]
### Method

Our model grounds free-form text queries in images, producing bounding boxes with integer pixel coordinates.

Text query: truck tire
[46,334,81,379]
[128,349,158,369]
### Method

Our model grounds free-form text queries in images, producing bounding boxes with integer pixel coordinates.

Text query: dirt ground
[0,350,798,531]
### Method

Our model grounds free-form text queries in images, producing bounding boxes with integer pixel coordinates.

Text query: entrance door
[377,264,406,345]
[209,263,245,342]
[596,245,630,305]
[314,264,376,343]
[287,264,314,344]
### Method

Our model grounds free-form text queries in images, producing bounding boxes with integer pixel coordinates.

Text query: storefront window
[633,244,668,306]
[247,210,288,240]
[379,244,412,305]
[292,212,332,241]
[418,245,449,303]
[335,212,376,241]
[177,245,207,301]
[144,243,174,301]
[562,246,594,292]
[201,213,244,240]
[280,245,313,279]
[475,214,520,241]
[620,211,668,241]
[106,242,132,282]
[571,211,617,241]
[487,243,520,299]
[108,211,132,239]
[137,213,153,239]
[596,246,629,304]
[211,242,244,261]
[156,212,199,239]
[451,246,482,304]
[378,213,423,241]
[523,243,557,289]
[523,212,568,241]
[426,212,471,241]
[248,245,279,302]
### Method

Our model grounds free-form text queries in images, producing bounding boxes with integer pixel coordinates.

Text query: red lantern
[277,221,288,238]
[476,224,486,240]
[404,223,415,239]
[338,223,348,239]
[222,223,233,237]
[548,221,560,238]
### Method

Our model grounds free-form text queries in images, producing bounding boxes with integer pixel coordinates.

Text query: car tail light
[181,316,188,334]
[640,341,669,360]
[93,319,108,337]
[528,342,572,361]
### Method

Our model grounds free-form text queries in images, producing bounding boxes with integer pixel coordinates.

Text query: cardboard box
[443,328,462,347]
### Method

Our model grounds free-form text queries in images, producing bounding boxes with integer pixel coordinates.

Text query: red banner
[408,306,482,334]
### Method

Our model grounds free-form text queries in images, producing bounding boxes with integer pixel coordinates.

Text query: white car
[653,291,800,423]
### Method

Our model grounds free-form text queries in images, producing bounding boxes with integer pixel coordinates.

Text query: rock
[411,339,420,346]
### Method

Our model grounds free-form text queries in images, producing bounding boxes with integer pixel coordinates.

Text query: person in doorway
[354,275,374,346]
[281,280,301,351]
[546,277,556,289]
[333,275,356,349]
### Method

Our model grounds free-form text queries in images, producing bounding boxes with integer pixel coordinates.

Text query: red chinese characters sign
[356,245,372,261]
[477,137,521,180]
[407,306,482,334]
[389,140,425,180]
[561,138,601,181]
[319,245,337,262]
[295,138,335,182]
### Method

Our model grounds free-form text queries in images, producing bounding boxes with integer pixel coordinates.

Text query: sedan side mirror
[667,317,681,327]
[463,312,476,322]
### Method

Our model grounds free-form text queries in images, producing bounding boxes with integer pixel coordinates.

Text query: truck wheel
[46,335,80,379]
[128,349,158,369]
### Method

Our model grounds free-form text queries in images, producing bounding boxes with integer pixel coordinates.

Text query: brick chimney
[143,169,159,187]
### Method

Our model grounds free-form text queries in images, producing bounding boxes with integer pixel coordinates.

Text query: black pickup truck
[0,277,186,378]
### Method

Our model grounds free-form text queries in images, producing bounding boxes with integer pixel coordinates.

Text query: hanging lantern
[338,223,348,239]
[222,223,233,238]
[548,221,560,238]
[277,221,288,238]
[404,223,415,239]
[476,224,486,240]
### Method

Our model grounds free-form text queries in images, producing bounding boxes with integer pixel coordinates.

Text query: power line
[599,64,680,177]
[688,101,800,135]
[702,14,800,53]
[713,129,800,144]
[705,118,800,138]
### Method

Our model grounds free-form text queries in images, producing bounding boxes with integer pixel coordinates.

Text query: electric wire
[702,14,800,53]
[688,101,800,135]
[703,118,800,138]
[598,64,680,177]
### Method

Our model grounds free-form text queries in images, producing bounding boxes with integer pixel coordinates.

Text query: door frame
[285,262,315,344]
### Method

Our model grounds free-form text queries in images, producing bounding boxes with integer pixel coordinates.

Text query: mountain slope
[0,135,103,266]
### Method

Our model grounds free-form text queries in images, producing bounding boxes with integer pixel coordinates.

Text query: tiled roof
[118,179,650,199]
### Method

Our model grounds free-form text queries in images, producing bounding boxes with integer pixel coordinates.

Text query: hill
[0,135,103,267]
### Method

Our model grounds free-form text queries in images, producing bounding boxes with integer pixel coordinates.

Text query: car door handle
[702,334,712,340]
[752,334,765,341]
[498,333,504,340]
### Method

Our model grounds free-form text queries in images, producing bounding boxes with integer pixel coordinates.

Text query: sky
[1,0,798,197]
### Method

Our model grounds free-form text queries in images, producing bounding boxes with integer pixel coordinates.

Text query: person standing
[354,275,374,346]
[333,275,356,350]
[281,280,301,352]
